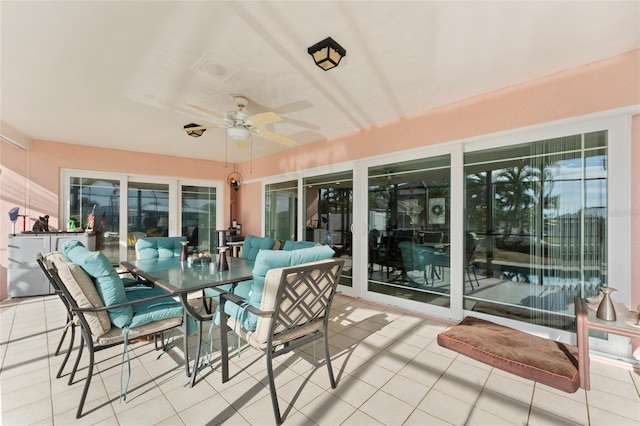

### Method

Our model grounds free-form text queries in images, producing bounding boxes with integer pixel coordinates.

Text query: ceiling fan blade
[254,128,296,147]
[246,111,282,126]
[186,103,226,120]
[236,140,251,148]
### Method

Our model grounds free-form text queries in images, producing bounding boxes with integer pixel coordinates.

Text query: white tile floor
[1,294,639,426]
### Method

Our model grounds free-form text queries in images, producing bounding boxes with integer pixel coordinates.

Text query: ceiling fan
[184,96,296,147]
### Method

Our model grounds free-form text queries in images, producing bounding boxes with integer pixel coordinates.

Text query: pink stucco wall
[1,49,638,302]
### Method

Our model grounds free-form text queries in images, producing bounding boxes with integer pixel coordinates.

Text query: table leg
[188,320,204,387]
[182,309,190,377]
[180,293,215,387]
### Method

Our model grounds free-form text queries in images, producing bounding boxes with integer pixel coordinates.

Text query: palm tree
[494,166,538,242]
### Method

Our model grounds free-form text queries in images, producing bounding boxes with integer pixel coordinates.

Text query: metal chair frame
[219,259,345,425]
[37,254,183,419]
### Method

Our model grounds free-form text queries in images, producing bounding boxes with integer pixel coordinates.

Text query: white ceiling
[2,1,639,164]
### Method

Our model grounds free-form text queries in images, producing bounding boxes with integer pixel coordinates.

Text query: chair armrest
[220,292,274,317]
[71,293,178,313]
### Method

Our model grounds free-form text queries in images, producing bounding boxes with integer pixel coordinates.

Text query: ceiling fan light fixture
[308,37,346,71]
[227,125,250,141]
[184,123,206,137]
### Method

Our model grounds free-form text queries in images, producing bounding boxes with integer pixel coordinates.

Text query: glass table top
[121,256,254,293]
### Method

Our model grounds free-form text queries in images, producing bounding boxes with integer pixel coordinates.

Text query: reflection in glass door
[303,171,353,287]
[367,155,451,307]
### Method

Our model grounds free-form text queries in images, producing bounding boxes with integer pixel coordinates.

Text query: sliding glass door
[367,155,451,307]
[63,171,222,264]
[265,180,298,241]
[127,182,169,260]
[68,177,121,264]
[181,185,216,254]
[463,131,608,331]
[303,171,353,288]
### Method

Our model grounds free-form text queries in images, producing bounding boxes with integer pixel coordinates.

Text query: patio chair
[218,249,343,424]
[38,243,186,419]
[36,252,78,379]
[281,239,316,250]
[239,234,277,260]
[134,236,187,259]
[36,250,149,380]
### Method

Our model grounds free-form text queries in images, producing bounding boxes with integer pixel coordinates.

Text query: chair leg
[324,331,336,389]
[472,267,479,287]
[55,317,72,355]
[56,323,76,379]
[466,266,479,290]
[69,334,85,385]
[266,349,283,425]
[76,340,94,419]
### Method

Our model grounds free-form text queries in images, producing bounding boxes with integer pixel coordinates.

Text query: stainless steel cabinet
[8,232,95,297]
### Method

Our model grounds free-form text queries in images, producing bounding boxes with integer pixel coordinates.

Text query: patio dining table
[121,256,254,387]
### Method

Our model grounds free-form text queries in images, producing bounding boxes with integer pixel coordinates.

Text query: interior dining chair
[466,232,480,290]
[398,240,429,287]
[219,258,345,425]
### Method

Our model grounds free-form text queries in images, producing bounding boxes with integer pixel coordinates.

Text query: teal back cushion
[282,240,316,251]
[63,240,133,328]
[136,236,186,260]
[225,245,335,331]
[240,235,275,261]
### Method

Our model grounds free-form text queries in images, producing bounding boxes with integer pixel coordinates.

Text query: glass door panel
[463,131,608,331]
[69,177,120,264]
[265,180,298,241]
[303,171,353,288]
[181,185,216,254]
[367,155,451,307]
[127,182,169,260]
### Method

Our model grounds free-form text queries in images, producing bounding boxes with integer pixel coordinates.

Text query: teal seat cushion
[125,285,195,334]
[282,240,316,251]
[136,236,186,260]
[63,240,133,328]
[240,235,275,261]
[217,245,335,331]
